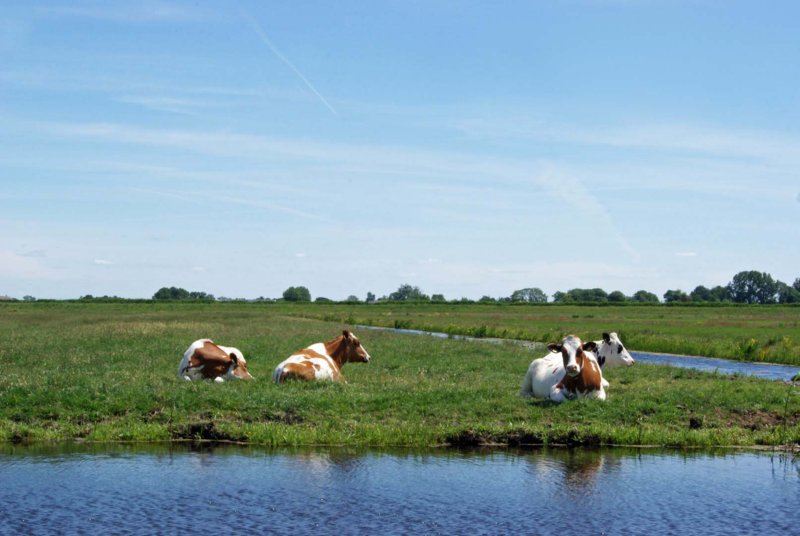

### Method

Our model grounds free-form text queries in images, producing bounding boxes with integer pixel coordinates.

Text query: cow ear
[602,332,611,343]
[230,353,240,367]
[547,343,561,353]
[342,330,352,339]
[583,341,598,352]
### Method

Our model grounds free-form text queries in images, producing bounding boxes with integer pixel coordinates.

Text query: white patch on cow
[595,332,635,368]
[561,335,582,376]
[520,353,566,400]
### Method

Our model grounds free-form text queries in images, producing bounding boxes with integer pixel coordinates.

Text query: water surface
[359,325,800,380]
[1,445,797,535]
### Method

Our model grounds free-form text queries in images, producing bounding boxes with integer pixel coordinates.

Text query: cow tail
[272,366,284,384]
[519,368,533,397]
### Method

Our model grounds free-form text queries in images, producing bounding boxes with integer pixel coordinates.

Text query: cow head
[340,330,371,364]
[597,332,635,367]
[227,350,254,380]
[548,335,597,377]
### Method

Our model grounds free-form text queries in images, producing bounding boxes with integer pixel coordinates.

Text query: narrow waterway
[0,445,797,535]
[358,325,800,380]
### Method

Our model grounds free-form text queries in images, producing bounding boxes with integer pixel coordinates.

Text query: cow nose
[567,364,578,374]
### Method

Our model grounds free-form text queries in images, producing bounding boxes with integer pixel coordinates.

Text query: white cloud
[93,259,113,265]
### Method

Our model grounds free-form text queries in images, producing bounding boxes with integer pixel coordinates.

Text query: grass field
[0,302,797,448]
[280,302,800,366]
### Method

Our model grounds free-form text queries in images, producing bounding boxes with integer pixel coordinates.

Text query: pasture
[284,302,800,366]
[0,302,797,447]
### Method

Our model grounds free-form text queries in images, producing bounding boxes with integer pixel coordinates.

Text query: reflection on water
[0,444,797,535]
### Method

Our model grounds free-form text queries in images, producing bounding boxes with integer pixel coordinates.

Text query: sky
[1,0,799,301]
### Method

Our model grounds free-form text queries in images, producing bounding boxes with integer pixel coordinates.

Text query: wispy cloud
[238,9,338,115]
[35,2,207,23]
[113,95,216,115]
[93,259,113,265]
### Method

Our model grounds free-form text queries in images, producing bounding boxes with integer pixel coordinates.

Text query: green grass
[0,302,798,447]
[280,302,800,365]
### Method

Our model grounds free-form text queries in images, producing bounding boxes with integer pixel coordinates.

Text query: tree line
[31,270,793,304]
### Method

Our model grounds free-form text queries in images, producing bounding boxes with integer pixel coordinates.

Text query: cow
[519,335,605,402]
[594,332,635,368]
[273,330,370,383]
[178,339,254,382]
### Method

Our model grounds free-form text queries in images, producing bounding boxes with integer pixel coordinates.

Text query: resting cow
[594,332,635,368]
[178,339,254,382]
[273,330,370,383]
[519,335,605,402]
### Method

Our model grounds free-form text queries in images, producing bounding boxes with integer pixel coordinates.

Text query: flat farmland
[283,302,800,365]
[0,301,797,447]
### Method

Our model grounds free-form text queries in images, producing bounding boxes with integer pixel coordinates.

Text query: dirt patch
[445,429,595,447]
[718,408,798,431]
[239,409,305,425]
[170,421,244,442]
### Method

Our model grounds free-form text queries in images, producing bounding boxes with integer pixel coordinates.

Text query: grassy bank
[0,302,797,447]
[281,302,800,366]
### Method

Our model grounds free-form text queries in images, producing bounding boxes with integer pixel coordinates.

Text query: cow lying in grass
[178,339,254,382]
[273,330,370,383]
[519,335,605,402]
[594,332,635,368]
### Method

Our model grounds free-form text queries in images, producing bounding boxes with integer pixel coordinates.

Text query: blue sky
[2,0,799,300]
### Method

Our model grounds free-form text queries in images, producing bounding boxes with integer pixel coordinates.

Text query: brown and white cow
[519,335,605,402]
[273,330,370,383]
[178,339,254,382]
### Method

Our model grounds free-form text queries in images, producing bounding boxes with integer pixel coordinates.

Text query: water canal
[1,445,797,535]
[359,325,800,381]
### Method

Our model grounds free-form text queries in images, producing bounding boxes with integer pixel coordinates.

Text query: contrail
[239,10,338,115]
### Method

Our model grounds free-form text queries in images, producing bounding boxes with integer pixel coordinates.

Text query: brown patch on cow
[279,361,318,382]
[190,341,235,379]
[324,330,371,367]
[556,346,604,397]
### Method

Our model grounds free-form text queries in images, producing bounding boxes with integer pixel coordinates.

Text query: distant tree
[555,288,608,303]
[389,284,429,301]
[23,295,36,302]
[777,282,800,304]
[315,297,332,303]
[709,285,732,302]
[607,290,627,303]
[478,295,497,303]
[366,292,376,304]
[510,287,548,303]
[727,271,778,304]
[793,278,800,292]
[153,287,191,300]
[189,291,215,300]
[663,289,690,303]
[283,286,311,302]
[690,285,713,302]
[431,294,446,302]
[79,294,94,301]
[551,291,567,303]
[346,295,361,303]
[631,290,660,303]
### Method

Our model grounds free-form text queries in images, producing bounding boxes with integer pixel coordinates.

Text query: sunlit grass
[0,302,797,447]
[283,302,800,365]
